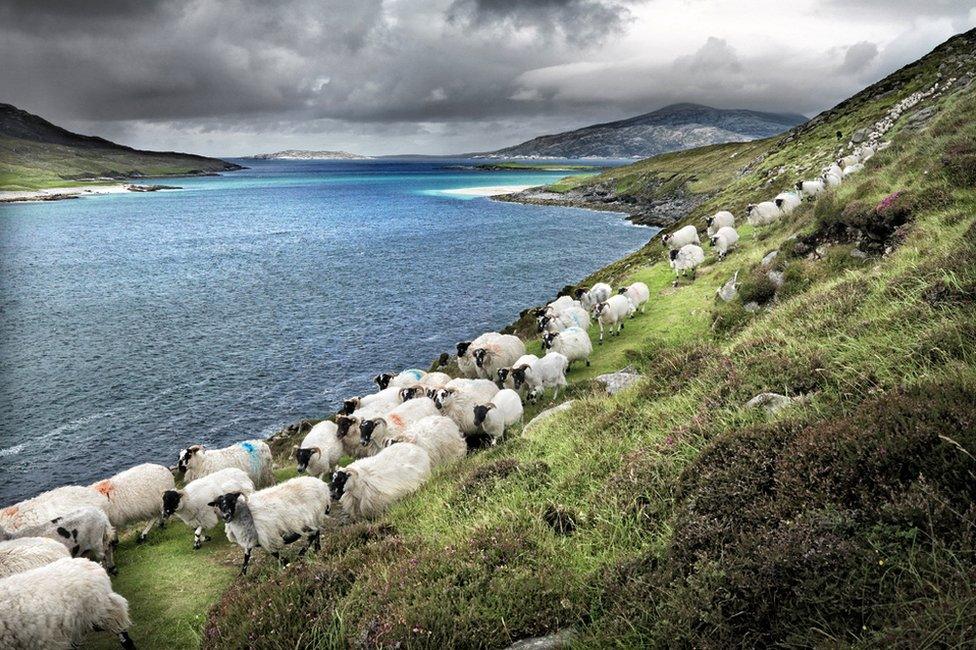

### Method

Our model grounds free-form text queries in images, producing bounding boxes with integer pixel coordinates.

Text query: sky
[1,0,974,157]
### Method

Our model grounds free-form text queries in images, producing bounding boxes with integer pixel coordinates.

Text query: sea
[0,158,652,503]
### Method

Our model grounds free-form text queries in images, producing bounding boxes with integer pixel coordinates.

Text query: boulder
[746,392,799,415]
[507,630,575,650]
[595,366,641,395]
[524,401,575,432]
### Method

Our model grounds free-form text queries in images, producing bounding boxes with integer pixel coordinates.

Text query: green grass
[75,29,976,649]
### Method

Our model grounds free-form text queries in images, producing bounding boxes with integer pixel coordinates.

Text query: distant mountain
[483,103,807,159]
[249,150,371,160]
[0,103,243,191]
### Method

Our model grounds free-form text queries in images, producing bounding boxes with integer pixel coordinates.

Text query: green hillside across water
[0,103,242,191]
[86,29,976,648]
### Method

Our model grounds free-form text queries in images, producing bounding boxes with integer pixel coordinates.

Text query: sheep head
[336,415,358,438]
[473,403,495,427]
[177,445,204,474]
[542,332,558,349]
[161,490,183,518]
[511,366,528,389]
[338,397,360,415]
[359,418,386,447]
[208,492,245,523]
[330,469,352,502]
[496,368,510,386]
[399,386,422,402]
[374,373,395,390]
[472,348,490,368]
[295,446,322,473]
[456,341,472,357]
[433,388,456,409]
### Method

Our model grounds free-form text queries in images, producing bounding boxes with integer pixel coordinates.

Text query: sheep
[338,386,402,416]
[795,179,825,198]
[90,463,175,543]
[294,420,344,479]
[210,476,332,575]
[709,226,740,260]
[838,154,860,169]
[618,282,650,314]
[420,371,452,389]
[4,507,117,574]
[843,162,864,177]
[661,224,700,250]
[162,468,255,549]
[374,369,426,391]
[821,171,843,187]
[542,326,592,368]
[473,389,524,444]
[773,191,801,215]
[0,537,71,579]
[512,352,569,402]
[0,557,134,649]
[455,332,504,378]
[705,210,735,237]
[330,442,431,521]
[384,415,466,466]
[542,295,578,316]
[823,162,843,178]
[432,378,499,435]
[669,244,706,286]
[496,354,539,391]
[538,304,590,333]
[858,145,875,161]
[575,282,613,310]
[591,294,634,343]
[471,334,526,381]
[178,439,275,489]
[0,485,109,534]
[358,397,439,454]
[746,201,782,226]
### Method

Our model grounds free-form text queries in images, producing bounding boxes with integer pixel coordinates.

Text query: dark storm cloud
[447,0,636,45]
[838,41,879,74]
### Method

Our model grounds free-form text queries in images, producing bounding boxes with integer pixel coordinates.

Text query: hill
[0,103,243,191]
[483,103,807,159]
[83,29,976,649]
[248,149,371,160]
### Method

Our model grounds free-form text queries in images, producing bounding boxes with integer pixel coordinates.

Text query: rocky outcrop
[595,367,641,395]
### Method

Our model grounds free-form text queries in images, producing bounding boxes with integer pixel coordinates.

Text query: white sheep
[843,162,864,177]
[455,332,504,378]
[210,476,332,574]
[618,282,650,314]
[591,294,634,342]
[0,537,70,579]
[661,224,700,250]
[575,282,613,310]
[90,463,175,543]
[669,244,706,285]
[4,507,117,574]
[0,557,134,649]
[823,162,843,178]
[472,334,526,381]
[178,439,275,489]
[432,378,499,434]
[338,386,403,416]
[512,352,569,402]
[330,442,431,521]
[746,201,782,226]
[162,468,255,549]
[542,326,592,368]
[858,145,875,161]
[358,396,440,454]
[821,171,843,187]
[473,389,524,444]
[705,210,735,237]
[795,179,825,198]
[538,304,590,333]
[385,415,466,467]
[294,420,344,479]
[496,354,539,391]
[838,154,860,169]
[0,485,109,534]
[420,371,452,389]
[542,295,578,315]
[709,226,740,260]
[374,369,427,390]
[774,192,801,215]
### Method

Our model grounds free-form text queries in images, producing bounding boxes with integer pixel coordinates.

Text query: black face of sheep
[400,387,419,401]
[795,180,803,191]
[374,373,394,390]
[426,388,438,399]
[359,419,380,446]
[775,198,784,209]
[473,348,489,368]
[161,490,183,517]
[338,398,359,415]
[661,234,671,247]
[542,332,557,349]
[669,249,679,261]
[473,404,492,427]
[177,446,198,474]
[295,447,319,473]
[336,416,355,437]
[511,367,527,389]
[496,368,509,385]
[330,471,350,502]
[536,316,549,332]
[706,216,714,227]
[456,341,472,357]
[433,389,454,409]
[574,288,585,299]
[208,492,242,523]
[746,204,756,214]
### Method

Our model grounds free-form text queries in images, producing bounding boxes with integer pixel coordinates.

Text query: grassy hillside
[0,104,242,191]
[83,30,975,649]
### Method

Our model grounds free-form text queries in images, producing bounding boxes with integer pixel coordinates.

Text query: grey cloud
[838,41,879,74]
[447,0,636,45]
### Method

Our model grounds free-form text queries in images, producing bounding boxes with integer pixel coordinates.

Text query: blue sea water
[0,158,652,503]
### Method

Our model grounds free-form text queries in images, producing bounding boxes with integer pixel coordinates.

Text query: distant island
[249,150,372,160]
[479,103,807,159]
[0,103,243,192]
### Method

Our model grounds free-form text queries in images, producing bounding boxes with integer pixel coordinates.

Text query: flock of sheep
[0,119,898,648]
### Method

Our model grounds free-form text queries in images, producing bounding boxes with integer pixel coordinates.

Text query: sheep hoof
[193,543,202,550]
[586,360,590,367]
[136,535,147,544]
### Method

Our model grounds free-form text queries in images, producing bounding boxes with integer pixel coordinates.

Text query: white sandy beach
[0,184,135,203]
[435,184,534,197]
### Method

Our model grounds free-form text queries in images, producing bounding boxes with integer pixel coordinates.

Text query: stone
[760,250,778,268]
[507,630,575,650]
[524,401,575,432]
[743,302,761,313]
[746,392,799,415]
[767,270,785,288]
[595,366,641,395]
[716,271,739,302]
[851,248,868,259]
[851,128,869,144]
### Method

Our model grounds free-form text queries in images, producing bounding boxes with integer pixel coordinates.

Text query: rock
[595,366,641,395]
[746,392,799,415]
[125,184,181,192]
[743,301,761,313]
[767,270,785,288]
[851,248,868,259]
[507,630,575,650]
[906,106,937,129]
[760,250,778,268]
[524,401,575,432]
[716,271,739,302]
[851,128,869,144]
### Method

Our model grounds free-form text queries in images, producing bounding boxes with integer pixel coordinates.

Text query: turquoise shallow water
[0,158,651,503]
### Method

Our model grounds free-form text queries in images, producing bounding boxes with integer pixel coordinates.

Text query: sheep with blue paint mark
[178,439,275,489]
[374,369,427,391]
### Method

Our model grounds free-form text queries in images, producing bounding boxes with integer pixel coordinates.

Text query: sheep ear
[311,446,322,456]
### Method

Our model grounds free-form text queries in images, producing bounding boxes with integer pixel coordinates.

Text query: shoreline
[0,183,182,203]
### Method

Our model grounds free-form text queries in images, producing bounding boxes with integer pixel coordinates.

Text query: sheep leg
[240,549,252,575]
[585,358,590,367]
[137,517,159,543]
[193,526,205,550]
[119,631,136,650]
[104,543,117,575]
[598,323,605,344]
